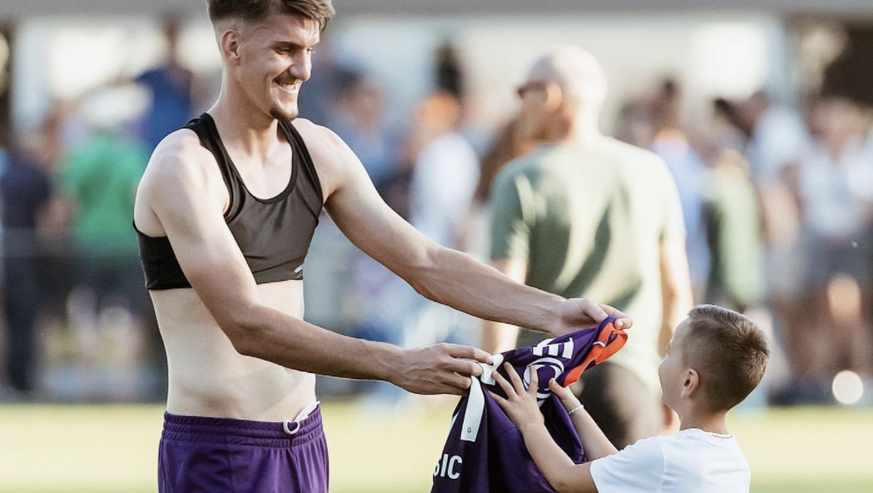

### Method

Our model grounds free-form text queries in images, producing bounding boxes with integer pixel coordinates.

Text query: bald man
[483,46,693,449]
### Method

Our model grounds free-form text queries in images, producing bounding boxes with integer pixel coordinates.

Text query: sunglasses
[516,81,550,99]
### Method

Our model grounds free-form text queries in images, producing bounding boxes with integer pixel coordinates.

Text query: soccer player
[132,1,630,491]
[492,305,769,493]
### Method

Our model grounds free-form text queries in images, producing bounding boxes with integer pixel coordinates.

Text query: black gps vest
[135,113,323,290]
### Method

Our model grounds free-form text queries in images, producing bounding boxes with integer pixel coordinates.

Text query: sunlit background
[1,1,873,492]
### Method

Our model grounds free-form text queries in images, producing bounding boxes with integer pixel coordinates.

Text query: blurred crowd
[1,16,872,409]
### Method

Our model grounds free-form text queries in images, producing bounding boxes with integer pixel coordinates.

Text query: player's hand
[548,378,582,413]
[491,363,544,433]
[393,344,493,396]
[549,298,632,337]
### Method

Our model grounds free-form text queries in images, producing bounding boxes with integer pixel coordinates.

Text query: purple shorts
[158,408,329,493]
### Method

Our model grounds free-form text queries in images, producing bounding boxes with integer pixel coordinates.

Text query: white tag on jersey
[461,377,485,443]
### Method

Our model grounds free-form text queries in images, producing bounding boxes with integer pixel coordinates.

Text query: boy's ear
[680,369,699,398]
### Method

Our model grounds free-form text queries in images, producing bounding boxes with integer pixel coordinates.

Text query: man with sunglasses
[483,46,693,449]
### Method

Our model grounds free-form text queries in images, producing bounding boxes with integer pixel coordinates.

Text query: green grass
[0,403,871,492]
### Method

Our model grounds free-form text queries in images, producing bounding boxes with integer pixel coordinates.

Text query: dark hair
[206,0,335,30]
[683,305,770,412]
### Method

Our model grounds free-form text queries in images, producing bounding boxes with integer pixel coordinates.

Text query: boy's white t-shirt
[589,428,750,493]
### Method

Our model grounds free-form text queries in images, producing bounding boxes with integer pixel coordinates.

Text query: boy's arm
[491,365,599,493]
[518,422,599,493]
[548,378,618,460]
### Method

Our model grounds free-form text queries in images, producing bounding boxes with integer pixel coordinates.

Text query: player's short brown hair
[683,305,770,412]
[206,0,335,30]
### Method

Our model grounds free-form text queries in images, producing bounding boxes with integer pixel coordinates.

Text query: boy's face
[658,318,692,411]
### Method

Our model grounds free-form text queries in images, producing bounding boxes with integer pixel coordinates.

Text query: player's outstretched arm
[490,365,598,493]
[136,135,490,395]
[300,122,631,338]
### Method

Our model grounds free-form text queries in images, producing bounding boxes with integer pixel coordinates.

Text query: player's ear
[680,368,699,398]
[220,28,244,64]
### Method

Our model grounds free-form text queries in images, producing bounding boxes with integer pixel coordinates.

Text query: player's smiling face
[233,14,319,122]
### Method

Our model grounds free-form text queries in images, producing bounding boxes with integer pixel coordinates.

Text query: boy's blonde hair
[684,305,770,412]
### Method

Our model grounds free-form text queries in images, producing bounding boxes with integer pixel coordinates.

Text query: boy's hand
[491,363,544,433]
[548,378,583,413]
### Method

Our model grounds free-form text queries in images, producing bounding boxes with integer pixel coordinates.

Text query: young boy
[492,304,769,493]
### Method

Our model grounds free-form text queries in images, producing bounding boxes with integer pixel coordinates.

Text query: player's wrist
[544,296,569,335]
[379,344,408,386]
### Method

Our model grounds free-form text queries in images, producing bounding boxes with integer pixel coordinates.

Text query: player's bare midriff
[150,280,317,422]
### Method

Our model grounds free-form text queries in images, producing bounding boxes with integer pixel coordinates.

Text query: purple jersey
[431,318,627,493]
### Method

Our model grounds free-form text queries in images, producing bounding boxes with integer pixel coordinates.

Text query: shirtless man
[133,2,630,491]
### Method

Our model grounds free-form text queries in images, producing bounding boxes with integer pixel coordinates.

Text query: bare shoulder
[141,129,216,189]
[291,118,359,198]
[135,129,226,234]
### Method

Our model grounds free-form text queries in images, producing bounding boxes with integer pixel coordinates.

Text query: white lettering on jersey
[434,454,463,479]
[524,359,564,400]
[533,338,574,359]
[449,456,462,479]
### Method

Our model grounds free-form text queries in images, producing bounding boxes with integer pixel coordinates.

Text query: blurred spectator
[736,93,810,301]
[790,95,873,391]
[406,90,479,345]
[457,116,531,258]
[702,150,766,311]
[614,99,657,150]
[58,88,150,400]
[0,134,54,394]
[331,75,398,187]
[649,79,710,299]
[0,145,6,182]
[354,91,478,416]
[409,91,479,248]
[739,92,812,185]
[435,41,465,100]
[134,16,195,151]
[297,36,361,127]
[723,92,812,400]
[483,47,693,448]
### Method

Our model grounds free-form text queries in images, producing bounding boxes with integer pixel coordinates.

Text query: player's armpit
[139,142,264,345]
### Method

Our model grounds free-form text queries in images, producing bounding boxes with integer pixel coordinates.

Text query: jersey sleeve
[589,436,665,492]
[489,167,534,260]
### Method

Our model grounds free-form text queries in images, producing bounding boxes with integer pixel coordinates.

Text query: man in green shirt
[59,124,150,400]
[484,46,693,448]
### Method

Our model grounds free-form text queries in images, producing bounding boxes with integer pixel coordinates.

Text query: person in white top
[492,304,770,492]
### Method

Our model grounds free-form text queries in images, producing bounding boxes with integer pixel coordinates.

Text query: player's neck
[209,89,282,160]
